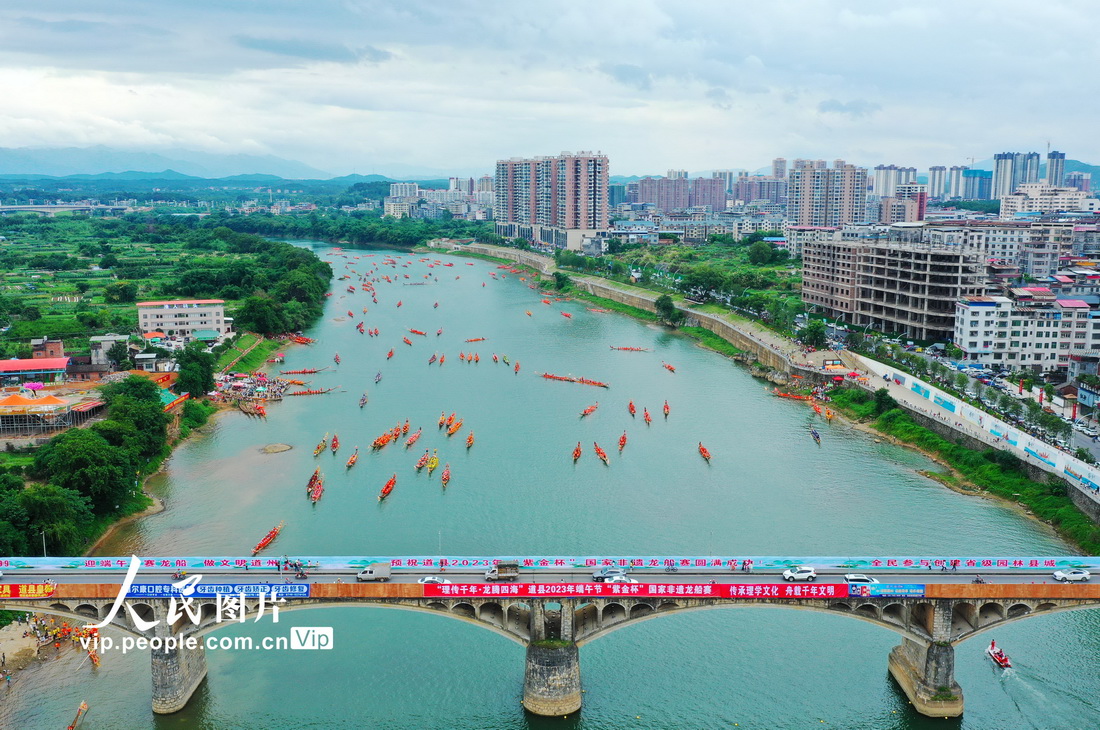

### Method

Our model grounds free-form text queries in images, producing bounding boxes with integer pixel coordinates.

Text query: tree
[654,294,683,325]
[18,483,94,555]
[234,296,287,335]
[32,429,132,514]
[75,281,91,295]
[99,253,119,268]
[106,341,133,371]
[552,272,571,291]
[797,320,828,349]
[873,388,898,414]
[747,240,775,265]
[107,395,169,460]
[103,281,138,303]
[175,342,215,397]
[101,374,162,405]
[1075,447,1097,465]
[954,372,969,393]
[20,306,41,321]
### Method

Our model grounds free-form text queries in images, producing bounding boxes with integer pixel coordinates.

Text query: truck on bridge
[484,561,519,582]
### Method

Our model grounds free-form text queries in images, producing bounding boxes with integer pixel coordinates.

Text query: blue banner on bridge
[127,583,309,598]
[847,584,925,598]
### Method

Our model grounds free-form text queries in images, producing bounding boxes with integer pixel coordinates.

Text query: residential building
[1046,151,1066,187]
[384,201,416,218]
[785,225,838,260]
[667,169,688,180]
[962,169,993,200]
[999,183,1096,218]
[448,177,474,194]
[927,166,947,199]
[687,177,727,212]
[389,182,419,198]
[494,151,609,249]
[947,165,969,199]
[992,152,1040,199]
[89,334,130,366]
[787,160,867,227]
[954,289,1095,373]
[477,175,494,193]
[772,158,787,179]
[712,170,738,193]
[803,232,985,340]
[137,299,227,341]
[635,176,689,212]
[872,165,917,197]
[31,338,65,359]
[1065,171,1091,193]
[879,183,928,223]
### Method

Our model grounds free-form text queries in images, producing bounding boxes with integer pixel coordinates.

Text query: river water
[4,242,1097,729]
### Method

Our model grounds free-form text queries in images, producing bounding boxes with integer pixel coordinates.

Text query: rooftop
[136,299,224,307]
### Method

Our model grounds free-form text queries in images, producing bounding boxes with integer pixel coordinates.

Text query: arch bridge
[3,582,1098,718]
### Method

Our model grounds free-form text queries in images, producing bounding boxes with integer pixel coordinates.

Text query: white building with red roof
[136,299,227,342]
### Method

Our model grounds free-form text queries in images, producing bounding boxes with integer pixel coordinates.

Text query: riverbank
[829,388,1097,554]
[0,621,39,671]
[83,493,165,556]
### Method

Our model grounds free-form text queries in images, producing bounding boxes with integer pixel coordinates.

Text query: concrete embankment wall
[459,244,793,372]
[882,401,1100,525]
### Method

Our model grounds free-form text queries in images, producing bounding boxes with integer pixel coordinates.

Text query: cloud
[817,99,881,118]
[599,63,652,91]
[233,36,389,64]
[0,1,1098,174]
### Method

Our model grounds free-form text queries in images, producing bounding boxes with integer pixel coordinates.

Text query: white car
[782,566,817,582]
[592,567,629,582]
[606,575,640,584]
[1052,568,1091,582]
[417,576,452,585]
[843,574,881,585]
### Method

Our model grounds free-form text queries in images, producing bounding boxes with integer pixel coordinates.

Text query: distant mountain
[0,146,333,179]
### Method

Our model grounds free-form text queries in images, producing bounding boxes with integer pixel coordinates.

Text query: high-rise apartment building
[667,169,688,180]
[1046,151,1066,187]
[494,151,609,249]
[872,165,918,198]
[962,170,993,200]
[792,159,825,170]
[927,166,947,199]
[712,170,738,193]
[636,176,690,211]
[771,158,787,179]
[687,177,727,211]
[389,182,419,198]
[992,152,1040,199]
[1066,171,1092,193]
[947,166,968,199]
[879,183,928,223]
[787,161,867,227]
[477,175,494,193]
[449,177,474,194]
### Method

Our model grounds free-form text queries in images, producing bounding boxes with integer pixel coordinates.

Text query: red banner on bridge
[422,583,849,599]
[0,583,56,599]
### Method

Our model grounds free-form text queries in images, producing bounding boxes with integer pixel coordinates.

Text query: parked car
[782,566,817,582]
[1052,568,1091,582]
[843,574,880,585]
[592,566,629,582]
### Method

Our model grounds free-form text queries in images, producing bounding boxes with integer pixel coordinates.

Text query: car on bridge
[843,574,880,585]
[605,575,639,584]
[591,567,629,582]
[781,566,817,582]
[1052,568,1091,582]
[417,576,452,585]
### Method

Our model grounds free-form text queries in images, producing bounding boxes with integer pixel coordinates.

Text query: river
[4,242,1097,729]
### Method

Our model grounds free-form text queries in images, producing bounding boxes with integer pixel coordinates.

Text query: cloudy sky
[2,0,1096,177]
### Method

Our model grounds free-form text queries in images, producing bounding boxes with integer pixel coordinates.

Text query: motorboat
[986,641,1011,668]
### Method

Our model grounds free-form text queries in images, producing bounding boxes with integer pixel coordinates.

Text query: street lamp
[40,530,46,557]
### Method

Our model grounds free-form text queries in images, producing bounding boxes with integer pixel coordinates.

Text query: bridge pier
[888,639,963,718]
[150,632,208,714]
[522,641,581,716]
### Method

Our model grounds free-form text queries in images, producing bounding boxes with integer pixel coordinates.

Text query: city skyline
[3,1,1099,177]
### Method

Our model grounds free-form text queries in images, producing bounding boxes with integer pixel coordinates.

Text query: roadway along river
[5,242,1098,729]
